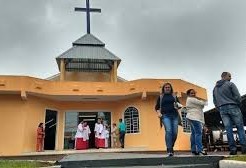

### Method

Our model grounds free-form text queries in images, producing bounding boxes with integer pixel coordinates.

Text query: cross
[75,0,101,34]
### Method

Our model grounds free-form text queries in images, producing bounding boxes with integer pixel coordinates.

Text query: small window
[181,108,191,133]
[124,107,140,134]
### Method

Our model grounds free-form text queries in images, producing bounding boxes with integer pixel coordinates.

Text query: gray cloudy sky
[0,0,246,110]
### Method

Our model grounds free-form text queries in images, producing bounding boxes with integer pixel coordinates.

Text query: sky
[0,0,246,110]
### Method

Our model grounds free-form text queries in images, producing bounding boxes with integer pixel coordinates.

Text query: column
[60,59,66,81]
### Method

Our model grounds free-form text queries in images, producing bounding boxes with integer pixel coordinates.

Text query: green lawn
[225,155,246,162]
[0,160,50,168]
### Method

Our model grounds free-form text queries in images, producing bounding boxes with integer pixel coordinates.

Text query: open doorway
[64,111,111,149]
[78,112,98,148]
[44,109,57,150]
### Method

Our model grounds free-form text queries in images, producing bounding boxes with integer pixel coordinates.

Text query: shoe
[241,146,246,154]
[167,152,174,157]
[198,150,207,156]
[191,151,199,155]
[229,150,237,155]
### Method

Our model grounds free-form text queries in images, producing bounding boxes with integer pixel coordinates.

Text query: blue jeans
[219,105,246,151]
[188,119,203,152]
[119,131,125,148]
[162,114,179,150]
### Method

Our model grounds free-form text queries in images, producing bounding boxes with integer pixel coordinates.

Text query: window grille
[181,108,191,133]
[124,107,140,134]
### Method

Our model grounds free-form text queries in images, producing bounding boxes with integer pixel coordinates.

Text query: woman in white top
[186,89,207,155]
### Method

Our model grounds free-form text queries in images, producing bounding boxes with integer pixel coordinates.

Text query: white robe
[75,123,83,138]
[83,125,91,140]
[104,129,109,147]
[97,124,105,139]
[94,123,100,138]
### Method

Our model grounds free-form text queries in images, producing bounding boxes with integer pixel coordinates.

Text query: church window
[181,108,191,133]
[124,107,140,134]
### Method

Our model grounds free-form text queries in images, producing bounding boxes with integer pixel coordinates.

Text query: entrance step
[58,153,224,168]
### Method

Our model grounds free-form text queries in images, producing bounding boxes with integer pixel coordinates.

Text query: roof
[72,34,105,46]
[56,34,121,72]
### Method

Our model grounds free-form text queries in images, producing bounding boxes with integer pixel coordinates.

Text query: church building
[0,0,207,156]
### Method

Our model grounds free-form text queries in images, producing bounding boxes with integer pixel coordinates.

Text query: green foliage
[225,155,246,162]
[0,160,41,168]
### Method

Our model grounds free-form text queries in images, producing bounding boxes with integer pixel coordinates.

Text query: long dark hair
[38,123,43,127]
[161,82,173,94]
[186,89,194,96]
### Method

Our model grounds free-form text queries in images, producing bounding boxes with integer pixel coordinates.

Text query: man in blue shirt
[118,118,126,148]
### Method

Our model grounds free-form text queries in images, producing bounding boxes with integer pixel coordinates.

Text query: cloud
[0,0,246,109]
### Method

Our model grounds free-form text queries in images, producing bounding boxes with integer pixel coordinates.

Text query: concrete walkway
[58,153,224,168]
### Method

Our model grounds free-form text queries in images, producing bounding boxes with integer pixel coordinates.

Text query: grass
[0,160,52,168]
[225,155,246,162]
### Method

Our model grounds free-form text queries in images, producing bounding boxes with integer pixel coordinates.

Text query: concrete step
[58,153,224,168]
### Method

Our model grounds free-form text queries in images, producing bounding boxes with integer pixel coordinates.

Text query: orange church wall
[21,96,61,153]
[50,72,113,82]
[0,95,26,155]
[0,75,207,155]
[0,95,61,155]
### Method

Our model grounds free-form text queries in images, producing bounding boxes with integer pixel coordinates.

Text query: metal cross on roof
[75,0,101,34]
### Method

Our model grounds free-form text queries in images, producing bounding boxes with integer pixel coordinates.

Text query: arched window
[124,107,139,134]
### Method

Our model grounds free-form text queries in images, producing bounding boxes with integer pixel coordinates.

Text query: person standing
[83,121,91,149]
[94,118,101,148]
[155,82,180,157]
[97,118,106,148]
[104,125,110,148]
[186,89,207,155]
[118,118,126,148]
[75,121,85,150]
[111,123,118,148]
[36,123,45,152]
[213,72,246,155]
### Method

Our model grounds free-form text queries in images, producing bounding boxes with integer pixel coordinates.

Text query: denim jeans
[119,131,125,148]
[219,104,246,151]
[162,114,179,150]
[188,119,203,152]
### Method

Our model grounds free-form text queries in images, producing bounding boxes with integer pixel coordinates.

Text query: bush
[0,160,45,168]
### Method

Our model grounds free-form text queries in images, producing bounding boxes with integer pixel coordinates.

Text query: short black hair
[221,72,229,78]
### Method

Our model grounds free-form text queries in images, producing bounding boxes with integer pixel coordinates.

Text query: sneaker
[167,152,174,157]
[191,151,199,155]
[241,147,246,154]
[229,150,237,155]
[198,150,207,156]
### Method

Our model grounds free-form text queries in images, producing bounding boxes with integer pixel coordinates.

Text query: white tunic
[94,123,100,138]
[75,123,84,138]
[97,124,105,139]
[83,125,91,140]
[104,129,109,147]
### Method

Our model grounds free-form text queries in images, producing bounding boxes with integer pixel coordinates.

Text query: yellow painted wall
[0,76,207,156]
[0,95,26,156]
[51,72,112,82]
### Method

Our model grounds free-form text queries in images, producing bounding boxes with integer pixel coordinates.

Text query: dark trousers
[119,131,125,148]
